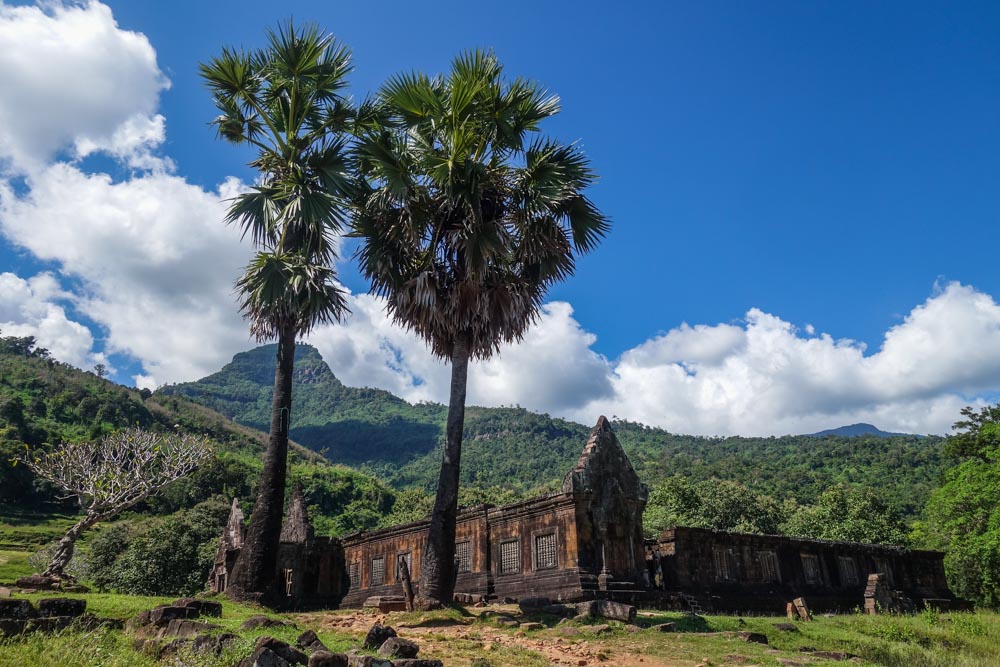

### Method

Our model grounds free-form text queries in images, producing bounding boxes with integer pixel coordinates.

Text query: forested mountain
[0,335,397,536]
[807,423,916,438]
[162,344,947,517]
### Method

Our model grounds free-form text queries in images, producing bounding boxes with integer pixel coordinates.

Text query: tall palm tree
[200,21,352,603]
[351,50,609,608]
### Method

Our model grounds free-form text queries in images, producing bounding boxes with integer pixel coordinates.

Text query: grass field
[0,590,997,667]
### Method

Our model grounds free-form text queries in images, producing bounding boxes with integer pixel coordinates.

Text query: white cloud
[0,165,253,389]
[0,1,169,174]
[570,282,1000,436]
[0,271,105,368]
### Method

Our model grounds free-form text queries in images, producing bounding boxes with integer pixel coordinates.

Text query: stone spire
[562,416,646,500]
[280,483,314,544]
[223,497,245,550]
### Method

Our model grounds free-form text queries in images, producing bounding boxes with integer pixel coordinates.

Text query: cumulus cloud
[0,271,105,368]
[0,166,253,389]
[571,282,1000,436]
[0,0,169,174]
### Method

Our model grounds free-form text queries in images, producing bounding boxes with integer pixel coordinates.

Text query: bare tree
[17,428,212,579]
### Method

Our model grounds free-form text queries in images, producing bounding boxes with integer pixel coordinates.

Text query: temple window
[283,568,293,596]
[371,556,385,586]
[455,540,472,573]
[758,550,779,582]
[499,539,521,575]
[534,533,558,570]
[349,562,360,588]
[838,556,859,586]
[713,547,737,581]
[801,553,822,585]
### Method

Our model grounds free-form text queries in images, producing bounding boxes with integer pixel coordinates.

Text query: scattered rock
[735,631,768,645]
[521,622,545,631]
[37,597,86,618]
[774,622,798,632]
[13,574,58,590]
[393,661,444,667]
[0,598,35,620]
[494,616,519,628]
[573,600,637,624]
[0,619,26,637]
[172,597,223,617]
[345,651,394,667]
[308,651,349,667]
[518,597,551,612]
[651,622,676,632]
[237,646,292,667]
[378,637,420,659]
[26,616,75,633]
[297,629,329,653]
[589,624,611,634]
[362,621,397,650]
[149,605,198,626]
[241,615,294,631]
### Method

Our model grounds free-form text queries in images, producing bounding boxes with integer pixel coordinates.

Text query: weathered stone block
[651,622,675,632]
[592,599,636,623]
[378,637,420,659]
[252,636,309,666]
[163,618,221,639]
[172,597,223,617]
[0,598,35,620]
[308,651,349,667]
[394,661,445,667]
[346,655,393,667]
[297,629,329,653]
[37,597,86,618]
[518,597,551,612]
[362,621,397,650]
[149,605,198,625]
[237,646,292,667]
[26,616,75,632]
[0,619,26,636]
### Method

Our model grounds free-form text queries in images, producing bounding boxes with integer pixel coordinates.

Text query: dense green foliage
[163,344,946,519]
[918,405,1000,608]
[644,477,909,545]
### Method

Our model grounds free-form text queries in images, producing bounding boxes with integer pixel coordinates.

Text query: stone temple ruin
[210,417,962,613]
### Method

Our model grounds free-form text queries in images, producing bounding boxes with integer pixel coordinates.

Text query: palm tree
[351,50,609,608]
[200,21,352,603]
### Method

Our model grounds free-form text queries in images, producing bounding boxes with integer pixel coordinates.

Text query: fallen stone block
[0,587,11,598]
[127,609,151,631]
[362,621,397,650]
[13,574,58,590]
[346,651,394,667]
[378,637,420,659]
[252,635,309,666]
[590,624,611,635]
[521,622,545,631]
[150,605,198,626]
[237,646,292,667]
[394,661,445,667]
[811,651,858,661]
[0,619,26,637]
[773,622,798,632]
[651,622,675,632]
[172,597,223,617]
[593,599,637,624]
[733,631,768,645]
[163,618,221,639]
[37,597,86,618]
[518,597,552,612]
[308,651,349,667]
[363,596,408,613]
[192,631,237,655]
[297,629,329,653]
[0,598,35,620]
[26,616,75,633]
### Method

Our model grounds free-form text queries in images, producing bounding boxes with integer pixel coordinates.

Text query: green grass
[1,591,998,667]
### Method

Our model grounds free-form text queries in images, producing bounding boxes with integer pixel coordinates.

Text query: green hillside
[0,335,397,536]
[162,343,947,517]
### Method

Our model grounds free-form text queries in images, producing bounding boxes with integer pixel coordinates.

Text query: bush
[90,497,230,596]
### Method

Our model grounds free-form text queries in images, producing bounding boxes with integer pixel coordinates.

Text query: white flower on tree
[18,427,213,579]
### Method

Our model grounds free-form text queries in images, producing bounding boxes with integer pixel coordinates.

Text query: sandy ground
[295,606,699,667]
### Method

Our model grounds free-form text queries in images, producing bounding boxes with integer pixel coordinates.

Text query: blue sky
[1,1,999,435]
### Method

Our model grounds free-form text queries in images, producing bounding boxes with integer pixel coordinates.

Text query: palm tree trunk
[228,322,296,604]
[416,334,470,609]
[42,513,98,579]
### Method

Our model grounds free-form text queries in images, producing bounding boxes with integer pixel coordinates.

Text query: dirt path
[296,607,696,667]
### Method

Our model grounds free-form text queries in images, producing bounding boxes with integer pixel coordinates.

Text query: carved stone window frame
[348,562,360,588]
[455,540,472,573]
[531,528,559,571]
[371,555,386,586]
[498,537,521,576]
[800,552,822,586]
